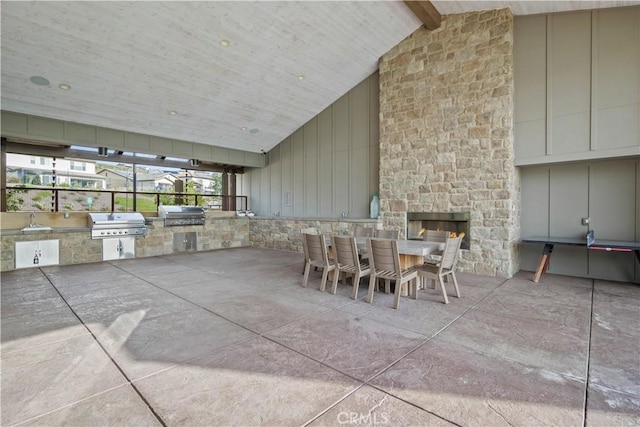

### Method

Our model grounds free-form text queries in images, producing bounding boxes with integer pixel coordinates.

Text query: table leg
[533,243,554,283]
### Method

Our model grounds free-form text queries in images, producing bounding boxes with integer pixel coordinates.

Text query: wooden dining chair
[331,235,370,299]
[423,229,449,243]
[413,236,462,304]
[375,229,399,239]
[302,232,336,292]
[355,226,375,237]
[300,227,319,274]
[366,238,418,310]
[355,226,375,261]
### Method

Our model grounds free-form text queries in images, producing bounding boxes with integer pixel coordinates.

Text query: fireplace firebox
[407,212,470,249]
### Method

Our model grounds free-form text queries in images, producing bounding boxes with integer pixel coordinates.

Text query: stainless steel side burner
[158,205,205,226]
[88,212,147,239]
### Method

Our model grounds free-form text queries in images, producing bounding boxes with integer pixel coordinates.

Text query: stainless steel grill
[158,205,206,226]
[88,212,147,239]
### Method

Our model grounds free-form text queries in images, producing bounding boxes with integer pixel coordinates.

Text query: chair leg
[410,278,418,299]
[392,279,402,309]
[451,272,461,298]
[351,273,361,299]
[331,268,340,295]
[302,263,311,287]
[438,275,449,304]
[366,275,377,303]
[320,268,329,292]
[384,279,391,294]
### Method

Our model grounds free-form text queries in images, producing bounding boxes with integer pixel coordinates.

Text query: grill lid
[88,212,146,227]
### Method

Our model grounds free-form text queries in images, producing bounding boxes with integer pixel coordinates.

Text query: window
[70,161,86,172]
[40,157,46,165]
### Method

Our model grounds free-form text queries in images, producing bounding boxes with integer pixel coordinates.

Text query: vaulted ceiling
[2,1,637,154]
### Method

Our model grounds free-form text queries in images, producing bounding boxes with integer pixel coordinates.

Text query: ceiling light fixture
[168,110,177,115]
[219,39,230,47]
[297,75,305,81]
[29,76,50,86]
[241,127,248,132]
[249,128,260,134]
[58,83,71,90]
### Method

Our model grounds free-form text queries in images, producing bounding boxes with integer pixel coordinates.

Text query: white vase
[370,192,379,219]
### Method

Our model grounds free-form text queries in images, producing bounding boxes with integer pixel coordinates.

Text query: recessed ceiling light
[168,110,177,115]
[240,127,248,132]
[297,75,305,81]
[29,76,50,86]
[58,83,71,90]
[249,128,260,134]
[219,39,230,47]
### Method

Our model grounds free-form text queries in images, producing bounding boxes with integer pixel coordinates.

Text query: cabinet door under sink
[15,240,59,269]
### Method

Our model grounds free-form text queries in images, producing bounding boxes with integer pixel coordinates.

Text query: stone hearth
[378,9,520,277]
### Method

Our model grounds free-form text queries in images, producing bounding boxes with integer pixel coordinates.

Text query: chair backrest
[332,235,359,268]
[375,229,399,239]
[355,226,375,237]
[301,228,319,261]
[423,229,449,243]
[439,236,463,271]
[303,233,329,266]
[367,238,402,279]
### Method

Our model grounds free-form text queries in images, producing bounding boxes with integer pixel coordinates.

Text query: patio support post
[132,163,137,212]
[0,138,6,212]
[229,170,236,211]
[222,169,229,211]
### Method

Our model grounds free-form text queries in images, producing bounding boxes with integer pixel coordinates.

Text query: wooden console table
[521,230,640,283]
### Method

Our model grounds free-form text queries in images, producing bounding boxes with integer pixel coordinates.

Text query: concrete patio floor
[1,247,639,426]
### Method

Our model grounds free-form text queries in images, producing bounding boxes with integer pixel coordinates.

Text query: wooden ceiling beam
[404,1,441,31]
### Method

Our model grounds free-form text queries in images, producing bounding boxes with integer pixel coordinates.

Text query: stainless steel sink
[21,225,53,232]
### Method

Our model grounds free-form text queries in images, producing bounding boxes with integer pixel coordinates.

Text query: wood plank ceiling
[1,1,637,155]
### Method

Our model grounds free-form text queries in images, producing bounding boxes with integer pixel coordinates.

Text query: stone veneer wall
[249,218,380,252]
[378,9,520,277]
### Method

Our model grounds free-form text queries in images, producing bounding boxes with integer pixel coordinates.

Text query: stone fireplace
[378,9,520,277]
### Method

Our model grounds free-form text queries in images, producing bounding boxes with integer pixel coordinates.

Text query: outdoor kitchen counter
[0,211,376,271]
[0,227,89,236]
[0,211,250,272]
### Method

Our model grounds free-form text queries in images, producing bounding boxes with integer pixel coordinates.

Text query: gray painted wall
[242,73,380,218]
[516,6,640,283]
[514,6,639,165]
[520,159,639,282]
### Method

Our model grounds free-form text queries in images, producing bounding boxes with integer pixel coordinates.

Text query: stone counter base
[1,217,250,272]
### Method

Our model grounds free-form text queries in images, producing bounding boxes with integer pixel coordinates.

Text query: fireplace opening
[407,212,470,250]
